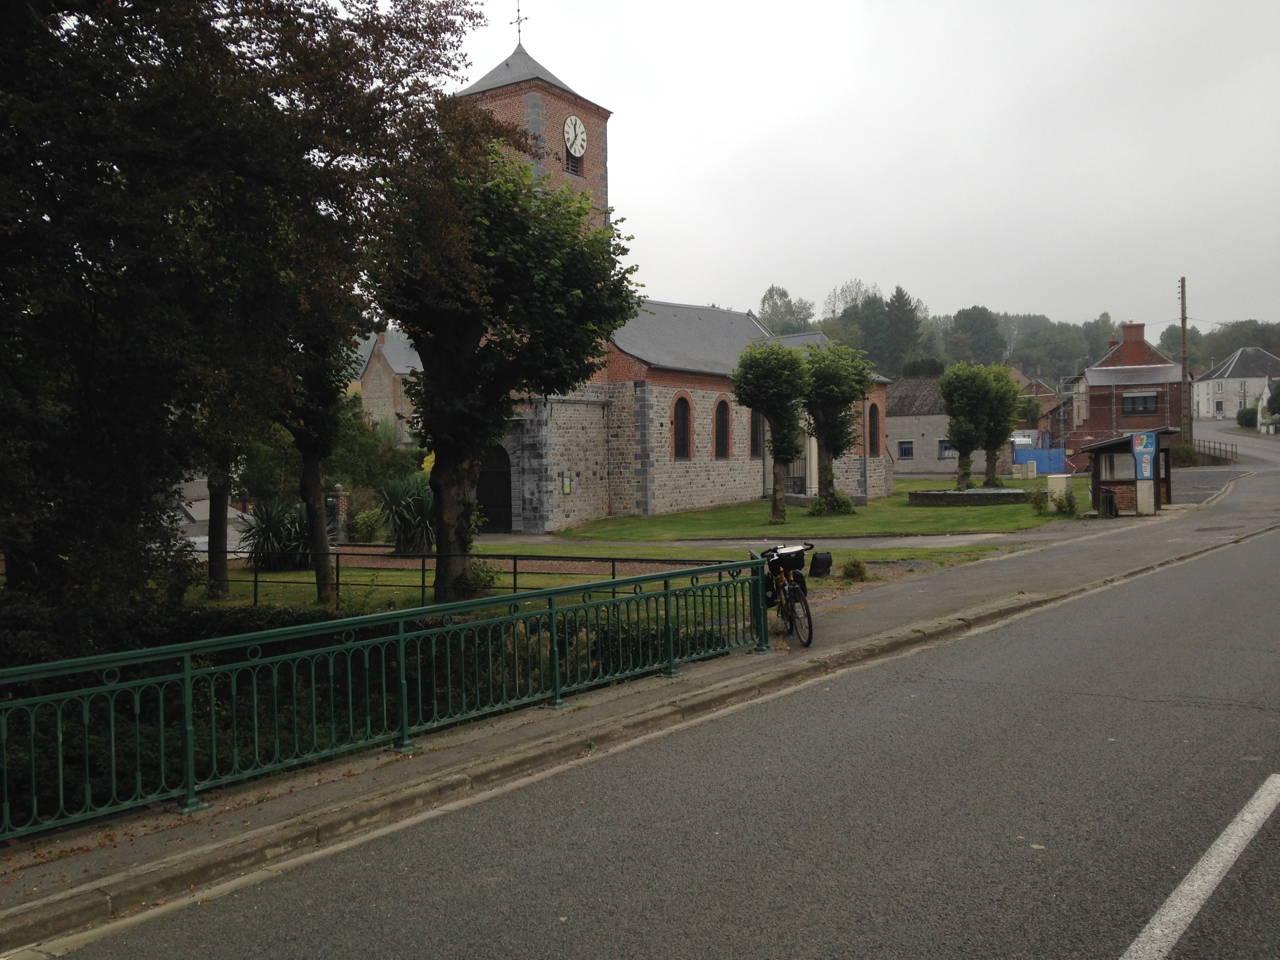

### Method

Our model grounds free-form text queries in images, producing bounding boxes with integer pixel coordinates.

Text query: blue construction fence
[1013,448,1068,474]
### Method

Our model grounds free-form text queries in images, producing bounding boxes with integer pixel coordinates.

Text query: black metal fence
[197,548,732,611]
[1193,439,1238,464]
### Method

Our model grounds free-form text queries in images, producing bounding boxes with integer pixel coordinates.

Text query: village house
[1192,347,1280,419]
[884,377,996,476]
[355,44,893,532]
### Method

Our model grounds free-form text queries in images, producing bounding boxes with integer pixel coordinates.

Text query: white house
[1193,347,1280,419]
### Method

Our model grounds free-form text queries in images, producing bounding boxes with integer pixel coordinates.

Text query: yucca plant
[239,499,310,571]
[378,473,434,555]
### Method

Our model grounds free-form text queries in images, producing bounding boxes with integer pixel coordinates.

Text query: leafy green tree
[980,367,1022,487]
[1157,324,1203,368]
[733,342,811,523]
[758,285,816,335]
[947,306,1006,364]
[375,139,640,602]
[1268,381,1280,417]
[902,357,945,377]
[1201,320,1280,369]
[939,364,990,490]
[1081,311,1117,363]
[1017,395,1042,423]
[803,344,873,504]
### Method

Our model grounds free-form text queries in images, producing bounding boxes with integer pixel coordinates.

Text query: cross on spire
[510,1,529,44]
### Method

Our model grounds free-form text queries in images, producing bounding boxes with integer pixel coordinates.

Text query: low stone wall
[907,489,1030,507]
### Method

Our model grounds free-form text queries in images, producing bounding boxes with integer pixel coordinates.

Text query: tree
[1017,395,1042,424]
[758,285,815,335]
[980,367,1022,487]
[803,344,873,504]
[902,357,945,377]
[1081,311,1117,363]
[881,286,922,378]
[939,364,990,490]
[375,139,640,602]
[1268,381,1280,417]
[732,342,810,523]
[947,306,1006,364]
[1157,324,1203,369]
[1201,320,1280,369]
[822,279,875,322]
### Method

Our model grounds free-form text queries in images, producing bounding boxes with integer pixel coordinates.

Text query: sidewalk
[3,469,1276,954]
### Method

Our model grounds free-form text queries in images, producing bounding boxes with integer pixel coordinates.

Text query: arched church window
[714,401,730,459]
[673,397,691,460]
[749,410,765,459]
[868,403,881,457]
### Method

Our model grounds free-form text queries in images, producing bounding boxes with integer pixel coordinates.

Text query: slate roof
[612,300,772,376]
[885,377,946,417]
[1197,346,1280,381]
[458,43,585,101]
[1085,363,1182,387]
[358,328,421,378]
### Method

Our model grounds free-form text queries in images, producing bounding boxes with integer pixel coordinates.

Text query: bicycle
[758,542,815,648]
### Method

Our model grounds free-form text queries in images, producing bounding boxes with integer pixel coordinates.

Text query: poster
[1131,431,1157,481]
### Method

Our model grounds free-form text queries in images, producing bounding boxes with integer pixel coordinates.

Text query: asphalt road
[70,528,1280,959]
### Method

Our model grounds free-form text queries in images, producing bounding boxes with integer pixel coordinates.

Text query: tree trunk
[816,446,835,500]
[298,453,333,603]
[431,450,480,603]
[982,448,1000,487]
[956,452,973,490]
[206,464,231,600]
[769,459,787,523]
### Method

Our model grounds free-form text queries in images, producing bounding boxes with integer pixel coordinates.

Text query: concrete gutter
[4,520,1279,957]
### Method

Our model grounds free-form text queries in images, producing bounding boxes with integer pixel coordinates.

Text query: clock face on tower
[563,115,587,158]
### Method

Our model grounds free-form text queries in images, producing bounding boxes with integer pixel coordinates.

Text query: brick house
[1066,323,1183,451]
[352,44,894,533]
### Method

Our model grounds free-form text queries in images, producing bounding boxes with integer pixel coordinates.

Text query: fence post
[662,578,678,677]
[334,552,341,611]
[178,653,207,813]
[395,623,413,753]
[548,595,564,708]
[513,555,519,594]
[752,564,770,654]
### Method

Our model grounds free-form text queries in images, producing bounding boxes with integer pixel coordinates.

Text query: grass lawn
[556,476,1092,542]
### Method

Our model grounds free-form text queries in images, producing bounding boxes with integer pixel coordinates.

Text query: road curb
[6,520,1280,956]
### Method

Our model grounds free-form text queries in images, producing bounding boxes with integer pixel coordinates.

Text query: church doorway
[477,445,512,533]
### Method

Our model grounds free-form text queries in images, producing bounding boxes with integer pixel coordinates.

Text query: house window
[564,152,583,177]
[673,397,691,460]
[898,440,914,460]
[1121,392,1158,415]
[868,403,881,456]
[713,401,730,459]
[938,439,958,459]
[749,410,765,459]
[1216,381,1223,393]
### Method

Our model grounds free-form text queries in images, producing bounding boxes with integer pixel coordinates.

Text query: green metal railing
[0,559,768,840]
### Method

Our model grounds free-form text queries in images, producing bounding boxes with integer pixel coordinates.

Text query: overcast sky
[456,1,1280,342]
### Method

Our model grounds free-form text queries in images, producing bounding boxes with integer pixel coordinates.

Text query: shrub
[1169,443,1198,467]
[349,508,384,544]
[808,491,855,516]
[1030,489,1050,514]
[378,474,434,554]
[1237,408,1258,429]
[240,499,311,571]
[1052,491,1078,516]
[458,559,500,595]
[841,557,868,581]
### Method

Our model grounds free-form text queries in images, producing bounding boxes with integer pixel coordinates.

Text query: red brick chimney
[1120,322,1144,344]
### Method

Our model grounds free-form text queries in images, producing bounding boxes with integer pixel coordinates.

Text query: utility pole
[1180,276,1193,445]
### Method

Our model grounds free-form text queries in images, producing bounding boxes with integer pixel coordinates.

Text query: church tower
[458,44,610,215]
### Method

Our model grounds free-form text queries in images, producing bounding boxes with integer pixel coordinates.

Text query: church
[358,43,894,533]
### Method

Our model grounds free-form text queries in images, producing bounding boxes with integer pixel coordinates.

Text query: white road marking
[1120,773,1280,960]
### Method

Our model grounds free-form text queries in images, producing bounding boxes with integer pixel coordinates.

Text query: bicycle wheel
[789,587,814,647]
[778,595,794,635]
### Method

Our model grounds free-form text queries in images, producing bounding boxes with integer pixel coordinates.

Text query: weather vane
[510,1,529,44]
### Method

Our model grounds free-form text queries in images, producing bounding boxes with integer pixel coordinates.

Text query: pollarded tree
[980,366,1023,487]
[939,363,990,490]
[803,344,873,507]
[375,134,640,602]
[732,342,811,523]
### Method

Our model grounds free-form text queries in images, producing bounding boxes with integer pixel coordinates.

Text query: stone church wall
[832,453,894,500]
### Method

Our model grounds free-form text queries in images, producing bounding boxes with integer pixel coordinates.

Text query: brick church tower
[458,44,610,216]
